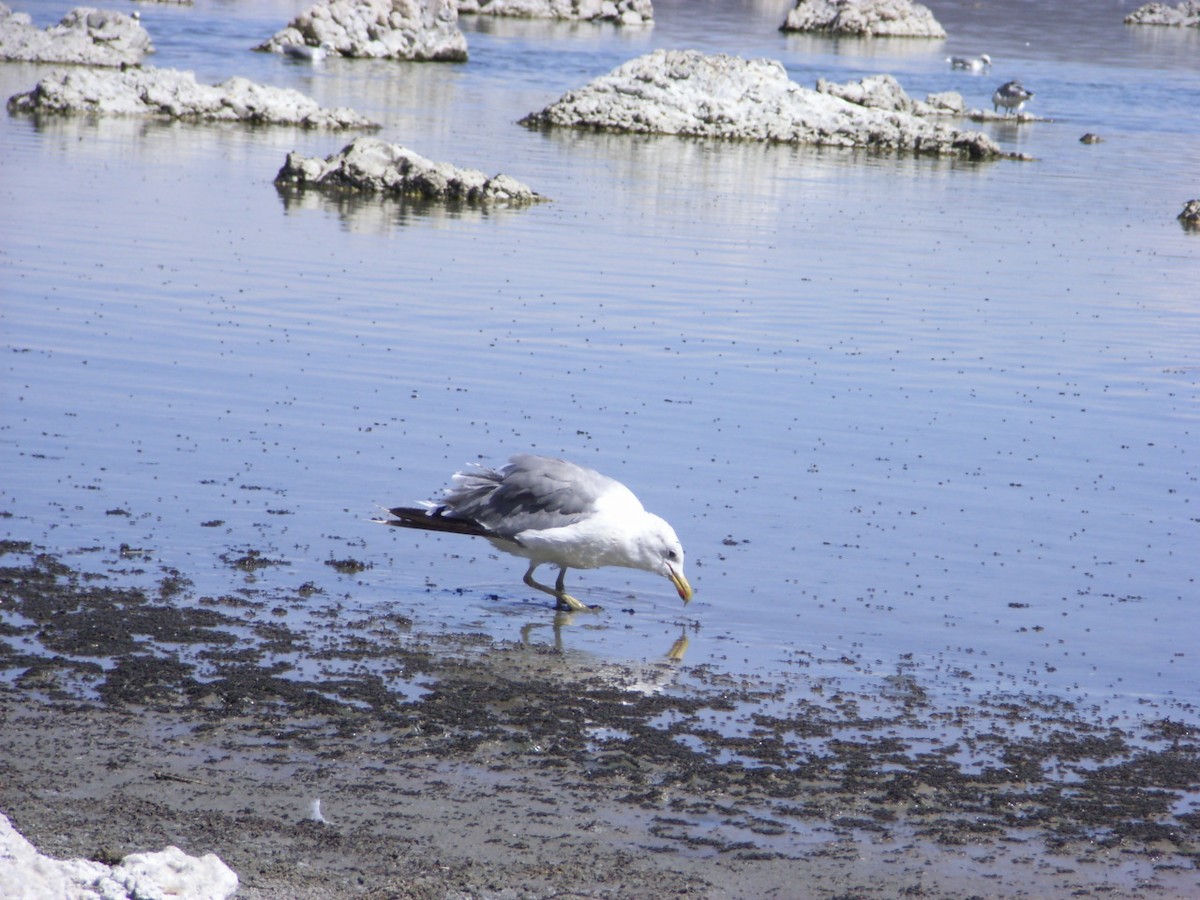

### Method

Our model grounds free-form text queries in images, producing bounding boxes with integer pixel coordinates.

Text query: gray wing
[443,454,620,537]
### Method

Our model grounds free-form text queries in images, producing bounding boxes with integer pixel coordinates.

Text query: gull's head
[633,514,693,604]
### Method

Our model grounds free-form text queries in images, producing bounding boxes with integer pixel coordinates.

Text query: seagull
[948,53,991,72]
[381,454,693,612]
[282,41,333,62]
[992,80,1034,115]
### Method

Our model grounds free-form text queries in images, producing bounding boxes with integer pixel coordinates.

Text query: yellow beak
[668,565,693,604]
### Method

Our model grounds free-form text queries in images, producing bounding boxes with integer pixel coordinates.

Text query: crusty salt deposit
[520,49,1009,159]
[6,66,379,128]
[1124,1,1200,26]
[0,3,152,66]
[780,0,946,37]
[457,0,652,25]
[256,0,468,61]
[275,136,544,203]
[814,72,967,118]
[0,811,238,900]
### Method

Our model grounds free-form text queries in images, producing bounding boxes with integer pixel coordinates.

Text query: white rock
[110,845,239,900]
[816,74,964,118]
[7,66,380,129]
[520,49,1008,159]
[966,107,1045,123]
[457,0,652,25]
[781,0,946,38]
[816,72,917,112]
[1124,1,1200,26]
[0,3,153,66]
[0,812,237,900]
[256,0,468,61]
[922,90,965,116]
[275,136,545,204]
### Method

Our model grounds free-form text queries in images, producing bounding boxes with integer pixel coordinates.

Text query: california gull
[282,42,332,62]
[948,53,991,72]
[992,80,1034,115]
[381,454,693,612]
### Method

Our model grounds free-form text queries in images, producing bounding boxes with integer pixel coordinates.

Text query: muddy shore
[1,538,1197,898]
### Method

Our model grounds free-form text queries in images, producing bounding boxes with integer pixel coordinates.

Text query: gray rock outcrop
[7,66,379,128]
[1124,1,1200,26]
[780,0,945,37]
[275,136,543,204]
[520,49,1010,159]
[256,0,468,61]
[0,3,152,66]
[457,0,652,25]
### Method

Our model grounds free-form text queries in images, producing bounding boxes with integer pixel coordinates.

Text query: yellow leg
[523,564,592,612]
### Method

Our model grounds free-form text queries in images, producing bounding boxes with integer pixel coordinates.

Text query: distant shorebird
[992,80,1034,115]
[282,42,332,62]
[948,53,991,72]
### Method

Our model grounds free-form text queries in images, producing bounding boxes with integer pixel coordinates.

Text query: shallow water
[2,0,1197,723]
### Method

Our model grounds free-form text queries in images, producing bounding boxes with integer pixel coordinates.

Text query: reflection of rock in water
[275,182,516,233]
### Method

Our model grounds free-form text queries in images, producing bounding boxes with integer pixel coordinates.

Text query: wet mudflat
[1,540,1197,898]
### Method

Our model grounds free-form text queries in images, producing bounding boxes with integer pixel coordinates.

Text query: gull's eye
[665,549,679,561]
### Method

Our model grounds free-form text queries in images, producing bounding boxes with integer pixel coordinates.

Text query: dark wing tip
[380,506,496,540]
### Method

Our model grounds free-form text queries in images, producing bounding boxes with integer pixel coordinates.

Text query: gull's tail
[380,505,496,540]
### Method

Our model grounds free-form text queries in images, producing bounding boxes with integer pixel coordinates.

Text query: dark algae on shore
[1,538,1197,898]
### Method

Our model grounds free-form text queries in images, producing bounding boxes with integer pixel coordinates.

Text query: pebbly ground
[0,538,1197,899]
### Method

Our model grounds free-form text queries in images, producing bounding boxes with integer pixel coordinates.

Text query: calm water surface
[2,0,1197,722]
